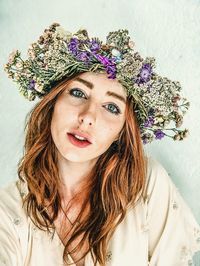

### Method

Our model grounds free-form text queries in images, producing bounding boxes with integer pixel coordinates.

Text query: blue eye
[105,104,121,115]
[69,88,121,115]
[69,88,86,99]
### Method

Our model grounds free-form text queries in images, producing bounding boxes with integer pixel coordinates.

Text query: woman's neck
[57,152,98,200]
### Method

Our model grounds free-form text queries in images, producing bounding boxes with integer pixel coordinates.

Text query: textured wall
[0,0,200,260]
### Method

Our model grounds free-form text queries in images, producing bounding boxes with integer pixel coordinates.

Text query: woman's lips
[67,133,92,148]
[69,130,92,143]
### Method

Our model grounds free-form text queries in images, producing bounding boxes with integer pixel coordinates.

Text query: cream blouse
[0,157,200,266]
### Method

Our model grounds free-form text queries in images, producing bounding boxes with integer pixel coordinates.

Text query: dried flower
[4,22,190,145]
[136,63,153,84]
[89,39,101,52]
[154,129,165,140]
[68,38,79,55]
[144,117,155,128]
[28,80,36,90]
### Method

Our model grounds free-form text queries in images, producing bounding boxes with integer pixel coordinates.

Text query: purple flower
[95,54,117,79]
[68,38,79,55]
[140,64,152,80]
[106,63,117,79]
[144,117,154,127]
[136,63,152,85]
[154,129,165,140]
[142,134,150,145]
[95,54,110,66]
[68,38,92,63]
[142,138,148,145]
[77,51,90,62]
[28,79,36,90]
[89,40,101,52]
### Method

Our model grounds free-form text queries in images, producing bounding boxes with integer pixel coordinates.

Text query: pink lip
[68,130,92,144]
[67,133,92,148]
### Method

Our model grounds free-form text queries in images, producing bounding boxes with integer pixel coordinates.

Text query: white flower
[35,83,43,92]
[111,48,121,57]
[55,26,72,41]
[128,40,135,49]
[16,62,23,68]
[27,49,36,59]
[14,73,20,80]
[154,116,164,123]
[8,50,18,64]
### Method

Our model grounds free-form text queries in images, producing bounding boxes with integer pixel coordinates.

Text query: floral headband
[4,22,190,144]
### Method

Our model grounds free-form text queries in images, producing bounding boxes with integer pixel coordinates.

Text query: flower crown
[4,22,190,144]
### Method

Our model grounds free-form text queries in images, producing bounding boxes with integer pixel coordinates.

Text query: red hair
[18,74,147,265]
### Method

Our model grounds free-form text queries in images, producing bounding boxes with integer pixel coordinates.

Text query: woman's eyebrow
[73,77,126,104]
[74,77,94,89]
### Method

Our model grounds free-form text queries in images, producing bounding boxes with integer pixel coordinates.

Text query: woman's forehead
[72,72,127,97]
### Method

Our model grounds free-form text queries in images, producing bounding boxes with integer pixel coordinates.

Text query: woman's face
[51,72,127,163]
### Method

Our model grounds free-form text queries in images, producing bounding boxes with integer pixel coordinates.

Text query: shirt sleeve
[145,158,200,266]
[0,193,23,266]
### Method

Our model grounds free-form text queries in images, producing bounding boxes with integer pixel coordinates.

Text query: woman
[1,22,200,266]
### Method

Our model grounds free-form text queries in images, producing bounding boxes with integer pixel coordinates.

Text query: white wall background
[0,0,199,242]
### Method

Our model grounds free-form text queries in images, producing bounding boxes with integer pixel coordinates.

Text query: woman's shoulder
[0,179,28,222]
[143,156,175,203]
[0,180,39,265]
[146,156,170,179]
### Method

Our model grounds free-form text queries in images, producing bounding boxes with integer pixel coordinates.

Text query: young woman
[1,23,200,266]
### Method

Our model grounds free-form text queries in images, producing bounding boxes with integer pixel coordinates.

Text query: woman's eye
[105,104,121,115]
[69,88,86,99]
[69,88,121,115]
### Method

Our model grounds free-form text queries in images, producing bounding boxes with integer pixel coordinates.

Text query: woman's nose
[78,102,97,126]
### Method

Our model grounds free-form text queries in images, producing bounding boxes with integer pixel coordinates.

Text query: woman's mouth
[67,133,92,148]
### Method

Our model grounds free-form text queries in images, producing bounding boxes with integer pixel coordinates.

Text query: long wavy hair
[18,73,148,266]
